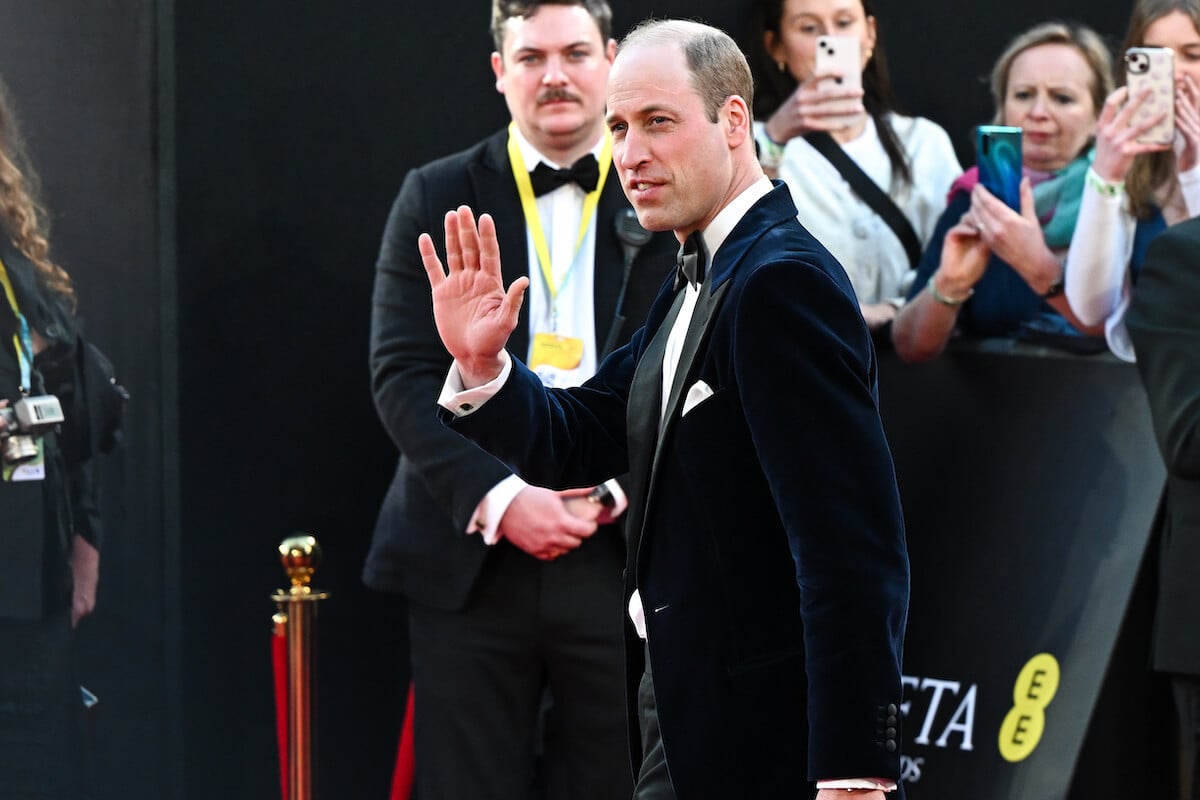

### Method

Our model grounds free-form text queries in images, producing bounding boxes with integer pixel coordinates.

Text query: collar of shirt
[699,176,773,264]
[512,125,605,174]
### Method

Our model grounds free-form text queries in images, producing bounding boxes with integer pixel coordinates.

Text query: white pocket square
[681,380,714,416]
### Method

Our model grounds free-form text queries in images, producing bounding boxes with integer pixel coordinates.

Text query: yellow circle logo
[998,653,1060,762]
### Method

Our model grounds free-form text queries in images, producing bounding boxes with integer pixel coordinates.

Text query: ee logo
[998,653,1060,762]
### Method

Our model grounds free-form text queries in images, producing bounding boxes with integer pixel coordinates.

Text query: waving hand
[420,205,530,387]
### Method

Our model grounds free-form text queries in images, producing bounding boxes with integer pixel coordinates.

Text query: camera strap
[0,257,34,393]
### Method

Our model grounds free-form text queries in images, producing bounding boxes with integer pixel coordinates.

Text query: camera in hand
[0,395,64,464]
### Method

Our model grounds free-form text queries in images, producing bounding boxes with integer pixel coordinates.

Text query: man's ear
[723,94,751,147]
[491,51,506,94]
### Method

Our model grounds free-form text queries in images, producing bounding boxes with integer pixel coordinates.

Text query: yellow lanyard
[506,122,611,310]
[0,256,33,393]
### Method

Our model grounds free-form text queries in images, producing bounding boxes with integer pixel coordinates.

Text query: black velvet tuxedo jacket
[1126,217,1200,678]
[450,184,911,797]
[363,127,678,608]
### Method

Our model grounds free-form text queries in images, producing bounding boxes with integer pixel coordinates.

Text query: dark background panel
[878,345,1169,797]
[0,1,177,798]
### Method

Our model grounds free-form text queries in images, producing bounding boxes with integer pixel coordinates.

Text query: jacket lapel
[593,174,627,355]
[623,289,687,575]
[630,184,799,565]
[660,280,728,435]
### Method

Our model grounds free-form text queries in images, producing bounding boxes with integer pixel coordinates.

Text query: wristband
[758,133,785,171]
[927,278,973,307]
[1085,168,1124,198]
[1041,272,1065,298]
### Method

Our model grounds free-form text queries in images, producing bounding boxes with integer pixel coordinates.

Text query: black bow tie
[674,231,708,291]
[529,154,600,196]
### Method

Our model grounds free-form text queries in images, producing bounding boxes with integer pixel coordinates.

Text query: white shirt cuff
[815,779,898,791]
[468,474,528,544]
[603,478,628,518]
[438,351,513,416]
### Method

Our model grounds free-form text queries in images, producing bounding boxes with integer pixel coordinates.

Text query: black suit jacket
[364,127,677,608]
[0,243,100,619]
[450,184,910,797]
[1126,217,1200,677]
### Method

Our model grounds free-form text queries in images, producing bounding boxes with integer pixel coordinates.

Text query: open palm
[420,205,529,386]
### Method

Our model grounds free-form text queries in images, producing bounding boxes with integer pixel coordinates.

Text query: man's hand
[815,790,886,800]
[498,486,598,561]
[420,205,530,388]
[70,534,99,627]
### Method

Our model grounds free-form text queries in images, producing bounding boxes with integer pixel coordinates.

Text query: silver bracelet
[927,279,973,307]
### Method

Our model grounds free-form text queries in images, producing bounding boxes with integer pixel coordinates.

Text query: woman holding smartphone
[1065,0,1200,362]
[892,22,1118,362]
[755,0,961,332]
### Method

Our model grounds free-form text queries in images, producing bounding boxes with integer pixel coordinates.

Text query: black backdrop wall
[0,0,1133,798]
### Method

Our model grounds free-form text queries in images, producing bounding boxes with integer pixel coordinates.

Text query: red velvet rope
[272,630,289,800]
[389,682,416,800]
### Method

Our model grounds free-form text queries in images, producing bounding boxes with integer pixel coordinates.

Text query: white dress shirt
[461,129,622,543]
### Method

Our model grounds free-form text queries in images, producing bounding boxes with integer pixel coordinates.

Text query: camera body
[0,395,65,464]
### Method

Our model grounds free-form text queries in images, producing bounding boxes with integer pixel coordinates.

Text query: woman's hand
[764,71,865,143]
[936,215,990,297]
[1091,86,1170,183]
[970,179,1061,296]
[860,302,897,332]
[1174,75,1200,173]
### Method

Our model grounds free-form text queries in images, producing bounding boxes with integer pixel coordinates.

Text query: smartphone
[976,125,1023,211]
[1125,46,1175,146]
[815,35,863,127]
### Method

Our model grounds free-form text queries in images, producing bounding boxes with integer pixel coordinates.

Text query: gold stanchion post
[272,534,330,800]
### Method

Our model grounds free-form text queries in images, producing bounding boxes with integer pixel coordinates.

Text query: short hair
[619,20,754,123]
[989,21,1114,125]
[490,0,612,54]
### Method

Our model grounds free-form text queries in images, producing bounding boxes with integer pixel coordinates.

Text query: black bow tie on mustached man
[529,154,601,196]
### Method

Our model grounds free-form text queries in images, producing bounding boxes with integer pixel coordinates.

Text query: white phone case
[815,35,862,127]
[1126,47,1175,146]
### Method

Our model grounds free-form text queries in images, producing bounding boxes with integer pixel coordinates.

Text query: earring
[777,60,786,73]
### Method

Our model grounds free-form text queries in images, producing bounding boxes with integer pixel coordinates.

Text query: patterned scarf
[947,147,1095,249]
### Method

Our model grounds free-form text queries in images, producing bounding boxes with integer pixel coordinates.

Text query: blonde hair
[989,21,1114,127]
[0,78,74,307]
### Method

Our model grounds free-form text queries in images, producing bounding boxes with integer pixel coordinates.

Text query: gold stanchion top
[279,534,321,593]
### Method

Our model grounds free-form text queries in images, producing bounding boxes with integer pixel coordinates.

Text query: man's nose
[542,55,568,85]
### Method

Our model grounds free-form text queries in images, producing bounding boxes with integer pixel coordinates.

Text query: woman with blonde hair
[893,21,1129,361]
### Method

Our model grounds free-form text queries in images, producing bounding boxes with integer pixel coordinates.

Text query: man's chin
[629,207,673,233]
